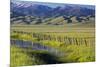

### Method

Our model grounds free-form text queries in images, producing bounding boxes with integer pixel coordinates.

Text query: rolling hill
[10,1,95,25]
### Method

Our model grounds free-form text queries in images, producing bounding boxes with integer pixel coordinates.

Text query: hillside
[10,1,95,25]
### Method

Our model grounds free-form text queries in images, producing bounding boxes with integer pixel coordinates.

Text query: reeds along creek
[10,30,95,67]
[11,31,95,46]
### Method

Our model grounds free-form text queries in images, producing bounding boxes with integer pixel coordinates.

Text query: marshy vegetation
[10,25,95,67]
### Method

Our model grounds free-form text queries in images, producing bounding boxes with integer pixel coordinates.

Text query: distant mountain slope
[10,1,95,25]
[11,1,95,18]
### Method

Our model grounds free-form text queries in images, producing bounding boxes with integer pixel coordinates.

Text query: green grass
[58,45,95,63]
[10,43,95,67]
[10,46,33,67]
[39,40,95,62]
[10,24,95,66]
[10,46,64,67]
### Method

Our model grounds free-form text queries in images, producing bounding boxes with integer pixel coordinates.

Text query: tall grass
[10,46,63,67]
[10,31,95,66]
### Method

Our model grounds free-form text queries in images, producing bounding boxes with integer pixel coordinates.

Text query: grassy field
[11,22,95,33]
[10,23,95,66]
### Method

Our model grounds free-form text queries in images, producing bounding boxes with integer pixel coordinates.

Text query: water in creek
[10,39,64,56]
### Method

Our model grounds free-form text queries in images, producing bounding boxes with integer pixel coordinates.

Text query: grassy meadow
[10,23,95,67]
